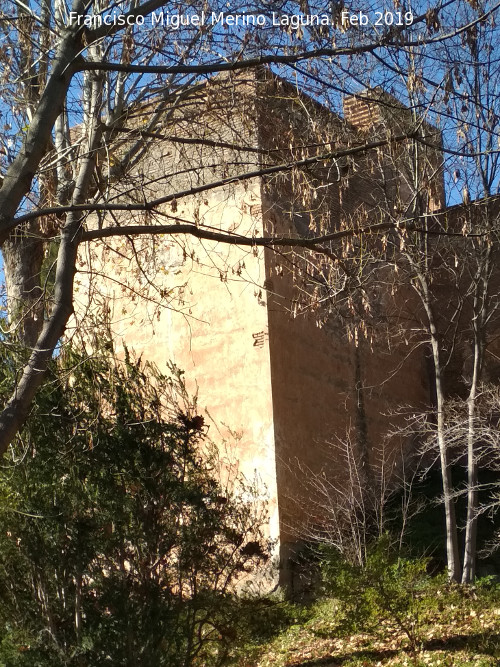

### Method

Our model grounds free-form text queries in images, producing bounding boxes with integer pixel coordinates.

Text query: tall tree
[322,0,500,580]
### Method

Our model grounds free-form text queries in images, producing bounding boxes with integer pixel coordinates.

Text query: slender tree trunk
[462,376,479,583]
[74,572,82,642]
[2,224,45,347]
[416,269,461,581]
[462,244,490,584]
[430,332,461,581]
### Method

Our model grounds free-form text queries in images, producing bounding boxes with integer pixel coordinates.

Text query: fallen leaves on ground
[246,600,500,667]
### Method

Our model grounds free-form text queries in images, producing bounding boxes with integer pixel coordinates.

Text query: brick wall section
[252,79,432,564]
[343,95,384,131]
[344,90,445,211]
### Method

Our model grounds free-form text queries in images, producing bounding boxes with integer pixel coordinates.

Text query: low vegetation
[234,548,500,667]
[0,344,499,666]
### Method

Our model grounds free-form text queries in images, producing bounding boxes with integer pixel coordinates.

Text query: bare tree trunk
[462,243,491,584]
[462,291,482,585]
[0,69,103,455]
[430,330,461,581]
[402,201,462,581]
[415,268,461,581]
[2,224,45,347]
[462,374,479,584]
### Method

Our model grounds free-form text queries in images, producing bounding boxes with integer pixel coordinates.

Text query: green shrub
[320,536,437,653]
[0,345,270,666]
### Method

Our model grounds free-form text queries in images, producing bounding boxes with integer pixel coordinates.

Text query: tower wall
[255,81,433,580]
[74,74,443,588]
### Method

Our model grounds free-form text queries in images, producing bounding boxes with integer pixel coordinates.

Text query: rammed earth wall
[75,71,457,589]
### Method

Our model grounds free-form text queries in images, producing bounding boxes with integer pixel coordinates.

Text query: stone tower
[75,71,438,584]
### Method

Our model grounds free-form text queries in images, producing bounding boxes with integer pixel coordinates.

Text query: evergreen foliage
[321,537,433,653]
[0,345,269,665]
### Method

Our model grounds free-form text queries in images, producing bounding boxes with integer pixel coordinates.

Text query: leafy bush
[320,536,438,653]
[0,346,270,666]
